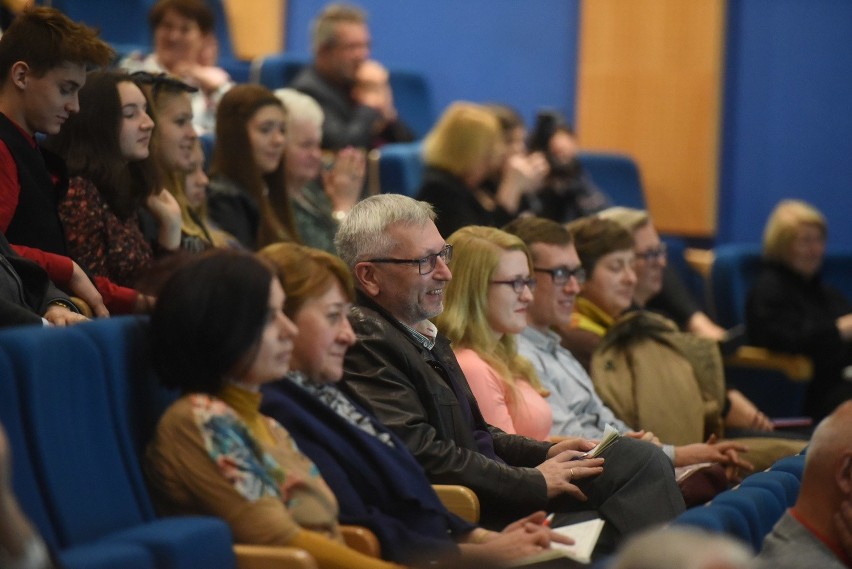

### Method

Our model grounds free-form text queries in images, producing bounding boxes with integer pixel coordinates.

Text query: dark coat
[260,375,474,564]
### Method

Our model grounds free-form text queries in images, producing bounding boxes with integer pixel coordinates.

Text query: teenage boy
[0,7,125,315]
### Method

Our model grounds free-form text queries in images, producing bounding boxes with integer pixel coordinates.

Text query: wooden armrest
[70,296,93,318]
[366,148,382,196]
[724,345,813,381]
[234,544,318,569]
[433,484,480,523]
[341,525,381,558]
[684,247,715,280]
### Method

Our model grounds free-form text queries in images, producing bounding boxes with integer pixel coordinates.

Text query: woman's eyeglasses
[491,277,537,293]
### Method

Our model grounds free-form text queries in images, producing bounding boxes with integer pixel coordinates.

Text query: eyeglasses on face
[634,243,667,263]
[490,277,537,293]
[534,265,587,285]
[365,244,452,275]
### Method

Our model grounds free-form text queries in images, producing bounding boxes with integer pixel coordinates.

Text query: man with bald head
[754,401,852,568]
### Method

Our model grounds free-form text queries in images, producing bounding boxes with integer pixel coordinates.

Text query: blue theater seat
[0,324,235,569]
[711,487,785,551]
[0,347,156,569]
[739,470,800,508]
[577,151,646,210]
[673,503,754,549]
[769,455,806,480]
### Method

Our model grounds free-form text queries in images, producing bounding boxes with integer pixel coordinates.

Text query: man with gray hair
[289,3,413,150]
[337,193,685,543]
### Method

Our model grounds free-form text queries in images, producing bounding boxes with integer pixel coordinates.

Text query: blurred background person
[747,199,852,421]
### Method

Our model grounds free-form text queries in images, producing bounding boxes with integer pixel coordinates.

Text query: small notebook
[572,424,621,461]
[507,518,606,566]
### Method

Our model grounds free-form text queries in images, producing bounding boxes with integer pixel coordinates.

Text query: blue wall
[719,0,852,249]
[285,0,580,128]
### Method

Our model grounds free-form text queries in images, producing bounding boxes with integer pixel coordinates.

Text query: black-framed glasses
[635,243,667,263]
[490,277,537,293]
[534,266,587,285]
[129,71,199,97]
[365,244,452,275]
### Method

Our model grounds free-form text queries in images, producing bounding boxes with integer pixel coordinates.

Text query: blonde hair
[274,88,325,127]
[762,199,827,263]
[176,139,232,248]
[422,102,504,179]
[435,226,548,407]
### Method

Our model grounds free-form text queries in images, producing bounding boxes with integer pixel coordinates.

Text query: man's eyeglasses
[491,277,537,293]
[365,244,452,275]
[634,244,667,263]
[534,266,587,285]
[130,71,198,97]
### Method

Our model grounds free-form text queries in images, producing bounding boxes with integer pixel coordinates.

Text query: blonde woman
[747,199,852,420]
[435,225,552,440]
[417,103,537,238]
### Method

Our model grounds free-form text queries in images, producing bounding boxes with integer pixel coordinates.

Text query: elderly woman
[274,89,365,254]
[145,250,402,569]
[747,199,852,420]
[416,102,542,238]
[120,0,232,134]
[256,242,565,566]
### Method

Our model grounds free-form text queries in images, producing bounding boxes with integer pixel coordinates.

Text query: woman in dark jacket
[747,199,852,420]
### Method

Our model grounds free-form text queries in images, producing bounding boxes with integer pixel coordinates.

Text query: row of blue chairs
[673,453,806,552]
[0,318,238,569]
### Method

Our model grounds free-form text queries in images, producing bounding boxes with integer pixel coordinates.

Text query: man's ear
[10,61,30,90]
[353,262,380,298]
[837,452,852,496]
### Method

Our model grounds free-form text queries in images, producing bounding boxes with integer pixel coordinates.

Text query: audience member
[525,111,609,223]
[599,207,771,432]
[747,199,852,421]
[257,242,569,566]
[611,526,753,569]
[435,225,551,440]
[0,6,114,316]
[484,104,551,222]
[43,71,181,294]
[754,400,852,568]
[502,217,750,489]
[598,206,727,340]
[178,138,234,249]
[336,193,685,539]
[290,3,414,150]
[207,84,297,250]
[557,215,805,470]
[0,231,84,327]
[0,422,53,569]
[274,88,365,253]
[145,249,401,569]
[416,102,531,238]
[120,0,232,134]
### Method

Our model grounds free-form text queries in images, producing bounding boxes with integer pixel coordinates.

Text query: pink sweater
[454,348,552,441]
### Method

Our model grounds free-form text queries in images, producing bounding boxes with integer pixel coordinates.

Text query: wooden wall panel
[223,0,286,60]
[576,0,725,237]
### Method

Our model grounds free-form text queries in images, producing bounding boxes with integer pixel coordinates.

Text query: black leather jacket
[342,293,551,524]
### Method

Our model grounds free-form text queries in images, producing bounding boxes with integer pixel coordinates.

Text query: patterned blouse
[58,176,152,288]
[146,388,342,545]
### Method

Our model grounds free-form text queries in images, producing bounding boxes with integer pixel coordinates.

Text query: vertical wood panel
[576,0,725,236]
[223,0,286,60]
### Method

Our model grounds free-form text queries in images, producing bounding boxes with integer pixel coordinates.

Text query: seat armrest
[432,484,480,523]
[234,544,318,569]
[341,525,381,558]
[725,346,813,381]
